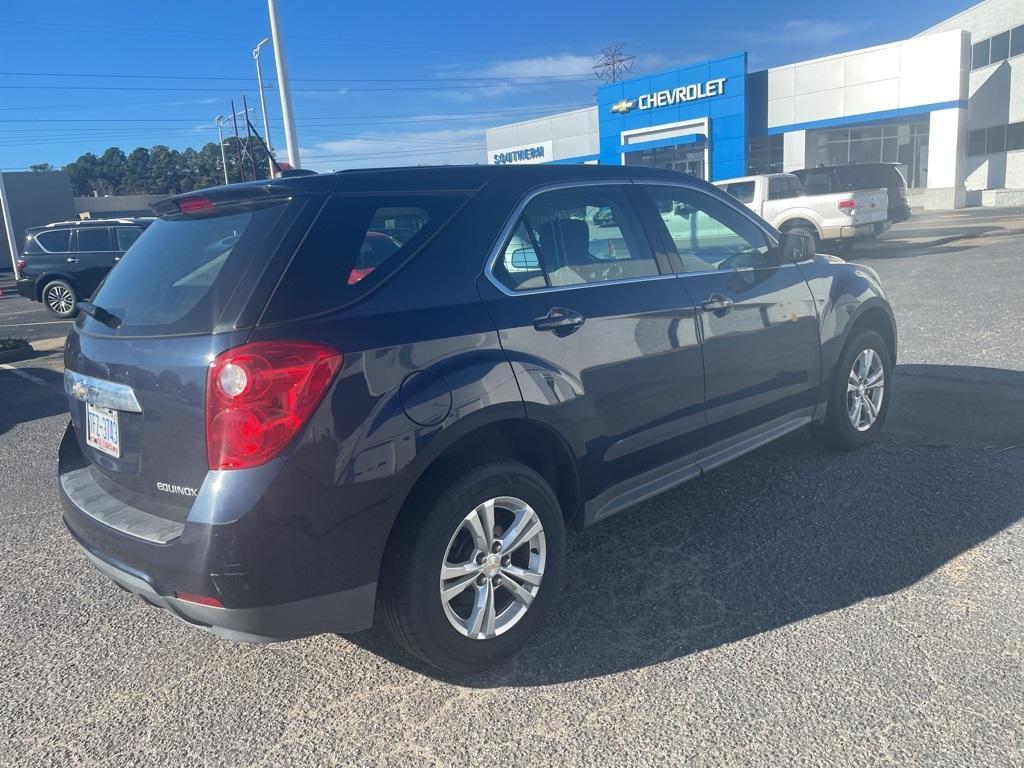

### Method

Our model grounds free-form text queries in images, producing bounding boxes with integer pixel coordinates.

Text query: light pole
[214,115,230,185]
[253,37,275,177]
[267,0,300,169]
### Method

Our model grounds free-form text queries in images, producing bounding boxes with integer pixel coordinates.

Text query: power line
[0,80,594,93]
[0,70,593,83]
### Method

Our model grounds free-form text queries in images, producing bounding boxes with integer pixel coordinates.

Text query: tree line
[33,138,275,197]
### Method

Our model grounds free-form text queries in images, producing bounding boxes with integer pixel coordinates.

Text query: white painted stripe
[0,363,49,387]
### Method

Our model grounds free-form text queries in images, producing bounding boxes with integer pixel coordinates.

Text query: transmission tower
[594,44,635,83]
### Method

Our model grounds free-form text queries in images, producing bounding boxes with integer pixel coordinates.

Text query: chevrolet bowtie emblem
[610,98,637,114]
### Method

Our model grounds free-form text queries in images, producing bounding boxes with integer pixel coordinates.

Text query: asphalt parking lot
[1,209,1022,767]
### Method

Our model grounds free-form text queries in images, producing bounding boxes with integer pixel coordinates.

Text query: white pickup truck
[714,173,889,253]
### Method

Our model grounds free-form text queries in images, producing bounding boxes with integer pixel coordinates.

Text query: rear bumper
[890,203,912,223]
[66,522,376,643]
[58,420,378,642]
[836,220,889,240]
[16,278,35,301]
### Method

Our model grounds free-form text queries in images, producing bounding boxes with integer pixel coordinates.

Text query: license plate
[86,403,121,458]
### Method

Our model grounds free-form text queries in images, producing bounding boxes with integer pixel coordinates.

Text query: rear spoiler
[154,177,334,217]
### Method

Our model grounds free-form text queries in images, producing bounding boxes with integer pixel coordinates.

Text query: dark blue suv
[58,165,896,672]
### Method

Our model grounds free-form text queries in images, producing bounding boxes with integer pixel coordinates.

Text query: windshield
[84,201,295,336]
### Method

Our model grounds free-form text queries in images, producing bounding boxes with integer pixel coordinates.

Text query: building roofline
[915,0,988,36]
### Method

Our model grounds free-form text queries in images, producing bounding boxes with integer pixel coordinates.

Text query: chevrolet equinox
[58,165,896,672]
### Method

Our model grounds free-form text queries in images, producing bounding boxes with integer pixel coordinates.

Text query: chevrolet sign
[611,77,727,114]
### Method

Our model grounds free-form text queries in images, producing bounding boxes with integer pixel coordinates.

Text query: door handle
[66,257,80,263]
[700,294,734,314]
[533,307,585,334]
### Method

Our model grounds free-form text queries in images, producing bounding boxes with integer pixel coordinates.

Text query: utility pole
[0,170,19,274]
[594,43,635,83]
[215,116,230,185]
[241,95,259,179]
[253,37,275,177]
[267,0,300,168]
[230,99,246,183]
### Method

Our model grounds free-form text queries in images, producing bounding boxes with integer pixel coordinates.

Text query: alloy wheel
[847,347,885,432]
[439,496,546,640]
[46,284,74,314]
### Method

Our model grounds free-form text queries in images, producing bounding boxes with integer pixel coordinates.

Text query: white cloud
[475,53,595,79]
[300,126,486,171]
[769,19,869,43]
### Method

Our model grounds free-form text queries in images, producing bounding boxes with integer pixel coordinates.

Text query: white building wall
[486,107,599,164]
[769,30,970,208]
[921,0,1024,195]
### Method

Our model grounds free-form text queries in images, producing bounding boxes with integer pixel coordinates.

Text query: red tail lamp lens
[838,198,856,214]
[178,196,216,214]
[206,342,343,470]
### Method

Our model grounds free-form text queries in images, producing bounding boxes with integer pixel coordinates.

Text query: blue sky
[0,0,975,172]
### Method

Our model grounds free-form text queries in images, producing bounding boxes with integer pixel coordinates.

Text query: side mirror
[781,231,815,262]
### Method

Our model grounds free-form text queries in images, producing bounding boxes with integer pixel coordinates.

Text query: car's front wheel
[812,327,892,450]
[381,460,565,673]
[42,279,78,318]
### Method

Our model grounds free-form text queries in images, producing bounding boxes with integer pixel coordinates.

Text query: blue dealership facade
[486,0,1024,209]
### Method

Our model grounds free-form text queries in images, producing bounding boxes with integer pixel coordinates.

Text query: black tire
[811,328,892,450]
[381,460,565,673]
[41,279,78,318]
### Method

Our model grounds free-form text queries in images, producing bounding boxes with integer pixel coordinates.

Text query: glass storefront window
[747,135,783,174]
[805,118,929,188]
[623,145,706,179]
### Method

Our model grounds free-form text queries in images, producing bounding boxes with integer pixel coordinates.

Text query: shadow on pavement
[349,364,1024,685]
[844,239,990,261]
[0,366,67,436]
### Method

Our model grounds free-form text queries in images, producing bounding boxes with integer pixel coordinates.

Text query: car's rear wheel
[812,327,891,450]
[381,460,565,673]
[42,279,77,318]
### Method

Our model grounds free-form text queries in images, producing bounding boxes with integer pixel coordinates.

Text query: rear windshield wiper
[77,302,122,329]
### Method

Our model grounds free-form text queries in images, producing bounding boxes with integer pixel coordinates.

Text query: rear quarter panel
[246,185,525,589]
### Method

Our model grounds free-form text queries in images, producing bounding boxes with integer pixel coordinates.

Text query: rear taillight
[15,259,25,275]
[206,341,343,470]
[838,199,856,215]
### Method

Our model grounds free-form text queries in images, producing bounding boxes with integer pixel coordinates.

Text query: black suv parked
[793,163,912,224]
[58,166,895,672]
[16,218,153,317]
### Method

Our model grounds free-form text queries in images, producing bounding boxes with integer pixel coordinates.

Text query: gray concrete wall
[75,195,167,218]
[1,171,76,271]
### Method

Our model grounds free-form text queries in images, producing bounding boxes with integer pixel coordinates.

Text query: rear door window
[33,229,71,253]
[722,181,755,203]
[76,227,113,252]
[262,194,467,323]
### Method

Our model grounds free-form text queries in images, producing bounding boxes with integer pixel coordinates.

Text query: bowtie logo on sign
[610,77,727,114]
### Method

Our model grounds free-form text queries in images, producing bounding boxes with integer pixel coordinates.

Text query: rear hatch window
[261,193,467,324]
[81,197,303,337]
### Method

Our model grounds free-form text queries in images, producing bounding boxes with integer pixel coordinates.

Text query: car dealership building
[485,0,1023,209]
